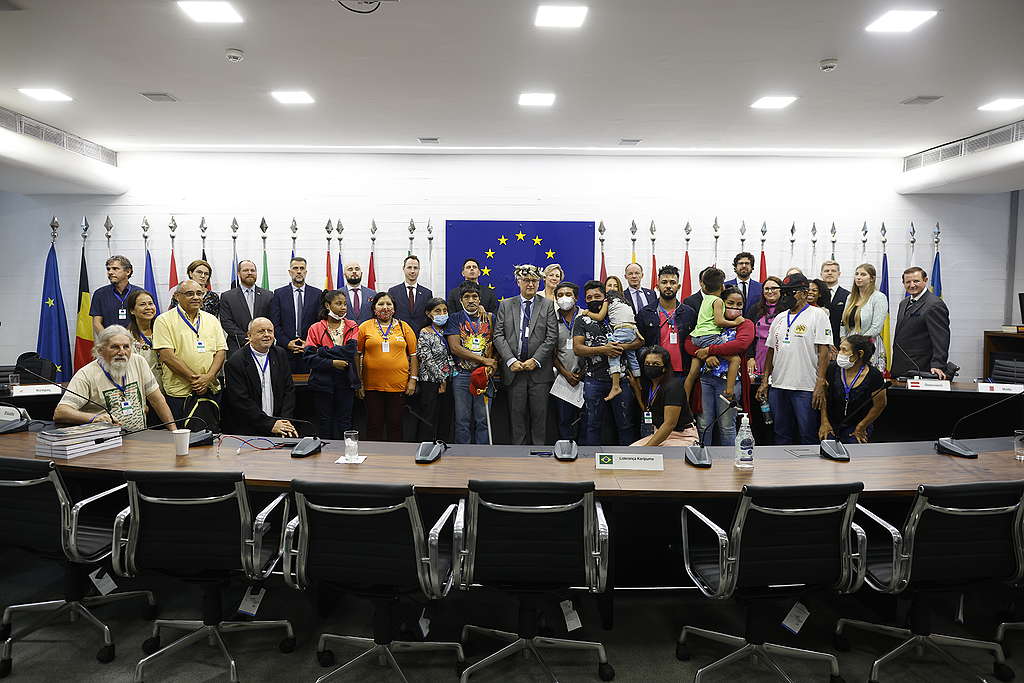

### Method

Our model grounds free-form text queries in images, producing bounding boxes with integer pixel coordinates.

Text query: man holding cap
[755,273,832,445]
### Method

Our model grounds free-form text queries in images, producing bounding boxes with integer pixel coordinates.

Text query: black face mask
[777,293,796,310]
[642,365,666,380]
[586,300,604,313]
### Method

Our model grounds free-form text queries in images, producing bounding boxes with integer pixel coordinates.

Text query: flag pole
[758,221,767,283]
[680,221,693,298]
[931,222,942,298]
[789,222,796,262]
[336,219,344,287]
[259,217,270,290]
[830,221,838,261]
[629,220,637,264]
[861,221,869,259]
[712,216,720,266]
[909,221,916,265]
[367,219,378,290]
[104,216,113,256]
[408,218,416,257]
[73,216,93,371]
[810,222,817,264]
[325,219,334,290]
[290,218,298,258]
[879,222,892,373]
[739,220,747,253]
[230,217,239,288]
[597,221,607,281]
[426,219,434,289]
[199,217,208,258]
[649,220,657,289]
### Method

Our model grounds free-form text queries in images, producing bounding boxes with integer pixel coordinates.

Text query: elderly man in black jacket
[223,317,298,436]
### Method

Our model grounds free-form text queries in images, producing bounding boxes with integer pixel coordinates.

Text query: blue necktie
[520,299,532,359]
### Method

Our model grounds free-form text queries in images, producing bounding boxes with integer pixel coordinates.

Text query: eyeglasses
[763,287,781,292]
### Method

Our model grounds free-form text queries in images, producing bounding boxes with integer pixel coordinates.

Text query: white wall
[0,152,1013,379]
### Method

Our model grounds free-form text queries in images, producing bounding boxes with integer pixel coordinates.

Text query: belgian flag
[73,245,93,371]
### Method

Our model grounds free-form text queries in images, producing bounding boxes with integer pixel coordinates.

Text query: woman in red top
[304,290,360,438]
[683,287,754,446]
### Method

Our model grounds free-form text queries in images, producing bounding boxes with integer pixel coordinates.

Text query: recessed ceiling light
[900,95,942,105]
[177,1,243,23]
[140,92,178,103]
[750,96,797,109]
[18,88,72,102]
[865,10,937,32]
[271,91,315,104]
[978,98,1024,112]
[535,5,588,28]
[519,92,556,106]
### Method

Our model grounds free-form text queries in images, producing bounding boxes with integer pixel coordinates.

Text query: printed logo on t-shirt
[794,324,807,335]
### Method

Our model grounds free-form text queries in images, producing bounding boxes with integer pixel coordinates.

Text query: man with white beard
[54,325,177,432]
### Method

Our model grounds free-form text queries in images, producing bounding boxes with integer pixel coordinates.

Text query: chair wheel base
[142,636,161,655]
[994,661,1015,682]
[96,643,115,663]
[144,603,159,621]
[317,649,335,667]
[278,637,296,653]
[675,642,690,661]
[0,657,10,679]
[598,661,615,681]
[833,633,850,652]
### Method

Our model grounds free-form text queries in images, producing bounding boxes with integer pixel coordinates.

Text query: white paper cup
[172,429,191,456]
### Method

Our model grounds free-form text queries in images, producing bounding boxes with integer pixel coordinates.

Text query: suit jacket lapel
[509,298,522,340]
[528,296,544,338]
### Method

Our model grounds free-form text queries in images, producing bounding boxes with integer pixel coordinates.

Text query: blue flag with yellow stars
[445,220,595,300]
[37,243,73,382]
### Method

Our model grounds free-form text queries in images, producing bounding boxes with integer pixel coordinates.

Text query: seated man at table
[223,317,299,437]
[53,325,177,432]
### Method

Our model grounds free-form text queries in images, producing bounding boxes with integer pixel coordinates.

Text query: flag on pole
[336,249,343,291]
[650,253,658,289]
[73,245,93,371]
[367,249,377,290]
[230,243,238,289]
[598,251,607,282]
[200,247,212,290]
[758,250,768,283]
[260,247,270,290]
[144,248,161,315]
[325,248,334,290]
[879,252,892,373]
[37,244,72,382]
[930,250,942,298]
[167,248,179,306]
[680,250,693,300]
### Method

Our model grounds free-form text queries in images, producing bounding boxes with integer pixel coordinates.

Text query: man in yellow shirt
[153,279,228,422]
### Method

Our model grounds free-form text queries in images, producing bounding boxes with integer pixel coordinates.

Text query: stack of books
[35,423,123,460]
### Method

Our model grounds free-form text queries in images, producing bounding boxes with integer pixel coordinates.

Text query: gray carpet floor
[2,546,1021,682]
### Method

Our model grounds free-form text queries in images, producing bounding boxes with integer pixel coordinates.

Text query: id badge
[381,341,391,353]
[669,331,678,344]
[524,326,530,338]
[781,337,792,345]
[565,338,573,350]
[195,339,206,352]
[643,411,653,425]
[120,400,134,415]
[118,308,127,320]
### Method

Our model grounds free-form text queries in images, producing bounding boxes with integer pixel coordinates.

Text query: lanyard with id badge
[377,318,396,353]
[782,304,809,345]
[114,286,131,321]
[561,311,578,351]
[101,366,134,417]
[659,305,678,345]
[640,384,661,438]
[177,307,206,352]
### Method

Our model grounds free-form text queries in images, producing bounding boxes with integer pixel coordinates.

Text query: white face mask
[556,296,575,311]
[836,353,854,369]
[327,310,344,321]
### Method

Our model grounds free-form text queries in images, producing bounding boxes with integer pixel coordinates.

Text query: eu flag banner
[144,248,161,314]
[37,244,72,382]
[930,250,942,298]
[445,221,595,300]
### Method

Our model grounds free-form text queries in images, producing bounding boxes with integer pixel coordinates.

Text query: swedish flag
[37,244,72,382]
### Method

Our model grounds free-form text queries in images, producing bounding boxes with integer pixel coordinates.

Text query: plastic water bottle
[735,414,754,470]
[759,398,773,425]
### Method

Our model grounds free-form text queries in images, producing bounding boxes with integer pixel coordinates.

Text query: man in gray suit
[493,264,558,445]
[890,266,951,380]
[219,260,272,356]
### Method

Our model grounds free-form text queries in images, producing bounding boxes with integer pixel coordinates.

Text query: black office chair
[454,479,613,682]
[281,480,464,682]
[678,482,866,683]
[0,457,155,678]
[112,470,293,683]
[835,480,1023,683]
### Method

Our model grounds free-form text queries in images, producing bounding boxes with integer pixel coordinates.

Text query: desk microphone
[105,417,213,447]
[17,365,115,422]
[819,380,892,462]
[267,416,322,457]
[684,397,738,468]
[935,389,1024,458]
[892,340,939,380]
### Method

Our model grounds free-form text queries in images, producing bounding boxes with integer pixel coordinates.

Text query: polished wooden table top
[4,432,1024,497]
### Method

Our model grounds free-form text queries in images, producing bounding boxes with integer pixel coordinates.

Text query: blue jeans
[555,396,581,441]
[768,388,817,445]
[452,370,490,444]
[607,327,640,377]
[581,379,637,446]
[312,388,354,439]
[695,374,740,446]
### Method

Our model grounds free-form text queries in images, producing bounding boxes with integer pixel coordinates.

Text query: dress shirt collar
[520,295,535,305]
[293,285,305,293]
[250,347,269,361]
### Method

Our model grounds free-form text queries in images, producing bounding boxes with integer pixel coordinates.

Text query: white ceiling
[1,0,1023,155]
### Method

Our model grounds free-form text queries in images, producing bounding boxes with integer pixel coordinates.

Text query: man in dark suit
[725,252,763,318]
[447,257,498,315]
[891,266,951,380]
[623,263,657,315]
[492,264,558,445]
[223,317,298,436]
[219,259,272,356]
[819,259,849,343]
[342,261,376,323]
[268,256,322,373]
[389,255,432,330]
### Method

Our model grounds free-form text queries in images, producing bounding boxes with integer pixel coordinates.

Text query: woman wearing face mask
[747,276,783,378]
[415,298,455,442]
[540,263,564,300]
[840,263,889,372]
[552,281,583,440]
[629,345,698,447]
[304,290,360,438]
[357,292,418,441]
[819,335,887,444]
[170,259,220,316]
[683,287,754,446]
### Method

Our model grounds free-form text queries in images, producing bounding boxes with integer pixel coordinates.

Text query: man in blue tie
[493,264,558,445]
[269,257,321,373]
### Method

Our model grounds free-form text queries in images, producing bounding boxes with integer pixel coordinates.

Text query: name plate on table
[595,452,663,471]
[977,382,1024,394]
[11,384,62,396]
[905,379,950,391]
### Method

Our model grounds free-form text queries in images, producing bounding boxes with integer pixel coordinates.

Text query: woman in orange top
[357,292,419,441]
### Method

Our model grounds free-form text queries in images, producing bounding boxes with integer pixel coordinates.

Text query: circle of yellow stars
[480,229,556,299]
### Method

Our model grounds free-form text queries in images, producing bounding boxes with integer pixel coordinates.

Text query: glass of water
[7,373,19,387]
[1015,430,1024,462]
[344,430,359,462]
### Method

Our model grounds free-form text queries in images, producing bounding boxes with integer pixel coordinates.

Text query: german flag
[73,245,93,371]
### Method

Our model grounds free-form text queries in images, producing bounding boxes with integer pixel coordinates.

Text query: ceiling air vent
[417,137,439,144]
[901,95,942,105]
[618,138,642,146]
[140,92,178,103]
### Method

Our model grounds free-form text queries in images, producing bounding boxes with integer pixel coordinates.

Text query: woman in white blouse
[840,263,889,372]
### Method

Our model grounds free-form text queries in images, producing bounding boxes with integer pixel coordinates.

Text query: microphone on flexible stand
[684,397,738,468]
[893,340,938,380]
[819,380,893,461]
[935,389,1024,458]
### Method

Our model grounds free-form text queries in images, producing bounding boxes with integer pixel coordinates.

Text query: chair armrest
[423,503,457,599]
[248,493,290,581]
[681,504,731,599]
[66,483,128,563]
[281,515,302,590]
[855,503,906,593]
[111,505,133,578]
[453,499,468,589]
[593,501,610,593]
[844,521,867,594]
